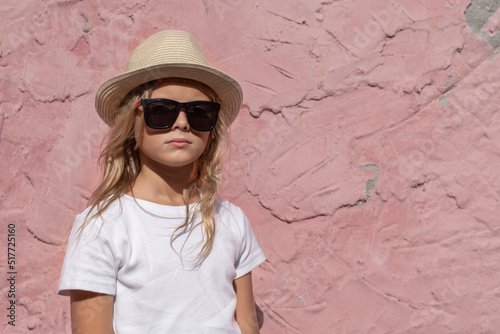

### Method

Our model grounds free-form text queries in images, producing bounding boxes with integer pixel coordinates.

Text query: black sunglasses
[135,98,220,132]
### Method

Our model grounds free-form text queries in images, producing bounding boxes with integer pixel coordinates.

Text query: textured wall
[1,0,500,333]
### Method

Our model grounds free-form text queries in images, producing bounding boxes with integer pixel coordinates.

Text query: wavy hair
[80,78,228,263]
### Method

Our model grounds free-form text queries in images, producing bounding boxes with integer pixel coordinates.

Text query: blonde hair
[80,78,228,263]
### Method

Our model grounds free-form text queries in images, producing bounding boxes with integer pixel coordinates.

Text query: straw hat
[95,30,243,127]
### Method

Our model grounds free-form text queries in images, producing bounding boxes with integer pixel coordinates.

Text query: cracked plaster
[1,0,500,333]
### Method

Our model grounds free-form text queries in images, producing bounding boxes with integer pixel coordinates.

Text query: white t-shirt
[58,195,266,334]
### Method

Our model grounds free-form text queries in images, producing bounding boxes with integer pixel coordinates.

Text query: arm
[70,290,115,334]
[233,272,260,334]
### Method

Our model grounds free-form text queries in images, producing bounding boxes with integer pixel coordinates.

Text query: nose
[172,109,190,131]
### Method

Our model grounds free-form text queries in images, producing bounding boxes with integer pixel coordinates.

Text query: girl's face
[135,80,212,170]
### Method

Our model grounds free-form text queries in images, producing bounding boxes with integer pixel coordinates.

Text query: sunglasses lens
[187,104,218,131]
[141,99,219,131]
[144,101,178,128]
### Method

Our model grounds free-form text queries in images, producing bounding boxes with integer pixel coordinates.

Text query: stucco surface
[1,0,500,333]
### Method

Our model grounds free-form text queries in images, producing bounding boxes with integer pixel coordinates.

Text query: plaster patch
[465,0,500,48]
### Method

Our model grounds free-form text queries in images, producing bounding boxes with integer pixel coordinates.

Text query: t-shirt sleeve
[57,212,120,296]
[234,211,266,279]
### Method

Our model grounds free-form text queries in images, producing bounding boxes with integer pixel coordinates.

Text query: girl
[58,30,266,334]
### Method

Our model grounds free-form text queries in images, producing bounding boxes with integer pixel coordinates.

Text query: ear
[134,113,145,145]
[135,107,142,117]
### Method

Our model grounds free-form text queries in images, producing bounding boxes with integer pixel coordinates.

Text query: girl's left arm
[233,272,260,334]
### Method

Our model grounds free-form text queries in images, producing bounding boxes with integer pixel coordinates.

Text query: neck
[130,154,198,206]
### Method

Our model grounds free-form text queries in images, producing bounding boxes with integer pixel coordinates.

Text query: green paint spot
[358,164,379,202]
[444,75,453,87]
[439,96,453,108]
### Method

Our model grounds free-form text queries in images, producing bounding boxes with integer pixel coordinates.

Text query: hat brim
[95,63,243,127]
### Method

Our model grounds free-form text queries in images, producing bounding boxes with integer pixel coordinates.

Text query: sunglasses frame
[135,98,220,132]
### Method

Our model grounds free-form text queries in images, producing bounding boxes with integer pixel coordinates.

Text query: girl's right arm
[70,290,115,334]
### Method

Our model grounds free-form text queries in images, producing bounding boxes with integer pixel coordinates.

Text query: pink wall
[1,0,500,333]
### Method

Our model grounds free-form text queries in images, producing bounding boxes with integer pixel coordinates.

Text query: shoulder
[215,198,246,220]
[78,197,124,221]
[214,198,250,237]
[214,198,266,276]
[72,196,131,236]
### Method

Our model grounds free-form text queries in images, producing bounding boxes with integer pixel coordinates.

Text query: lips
[167,138,191,147]
[168,138,191,143]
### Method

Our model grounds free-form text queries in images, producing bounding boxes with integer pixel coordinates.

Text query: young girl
[58,30,266,334]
